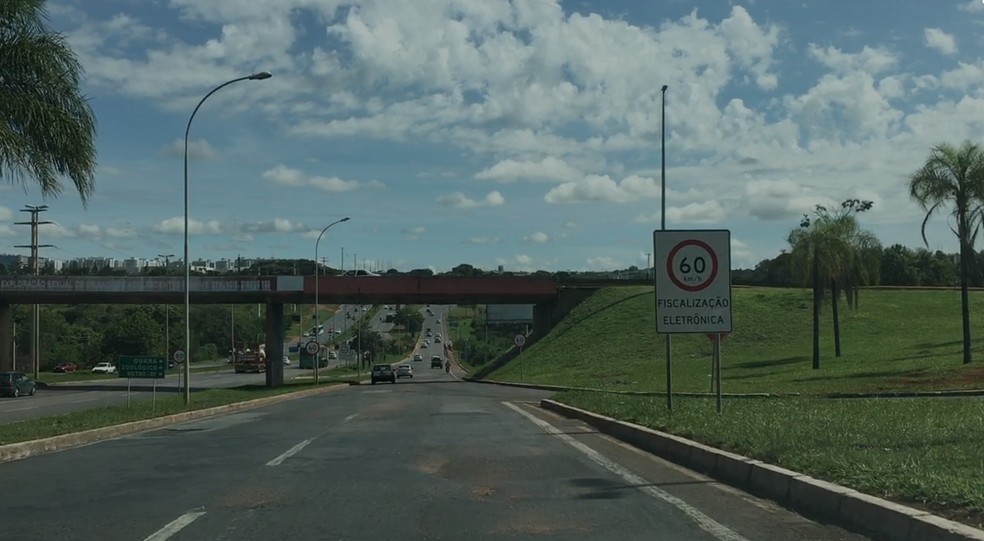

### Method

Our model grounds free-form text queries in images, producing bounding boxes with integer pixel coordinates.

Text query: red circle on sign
[666,239,719,292]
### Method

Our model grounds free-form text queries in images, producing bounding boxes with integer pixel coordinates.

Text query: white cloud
[742,179,835,221]
[0,224,16,238]
[240,219,308,234]
[666,200,726,224]
[0,206,11,221]
[563,221,577,229]
[161,138,220,160]
[959,0,984,12]
[544,175,642,204]
[153,217,223,235]
[436,190,505,208]
[924,28,957,55]
[469,236,501,244]
[40,223,77,238]
[587,256,620,270]
[731,237,756,267]
[475,157,583,183]
[524,231,550,243]
[262,164,384,192]
[808,44,898,75]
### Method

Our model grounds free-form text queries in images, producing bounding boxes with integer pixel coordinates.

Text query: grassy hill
[485,286,984,394]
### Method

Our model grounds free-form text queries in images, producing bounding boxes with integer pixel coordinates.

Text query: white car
[91,362,116,374]
[283,356,291,366]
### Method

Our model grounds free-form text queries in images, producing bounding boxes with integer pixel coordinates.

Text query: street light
[183,71,271,405]
[314,217,351,385]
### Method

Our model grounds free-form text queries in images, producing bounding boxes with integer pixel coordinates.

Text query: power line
[14,204,52,380]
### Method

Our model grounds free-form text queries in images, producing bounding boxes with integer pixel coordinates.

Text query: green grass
[555,391,984,527]
[36,363,228,385]
[0,382,344,447]
[487,287,984,394]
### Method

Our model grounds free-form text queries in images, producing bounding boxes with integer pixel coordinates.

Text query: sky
[2,0,984,273]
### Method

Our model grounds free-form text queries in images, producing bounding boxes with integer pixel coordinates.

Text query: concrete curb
[467,377,984,399]
[539,398,984,541]
[0,383,349,464]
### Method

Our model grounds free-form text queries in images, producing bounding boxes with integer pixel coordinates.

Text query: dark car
[0,372,37,398]
[371,364,396,385]
[431,356,443,368]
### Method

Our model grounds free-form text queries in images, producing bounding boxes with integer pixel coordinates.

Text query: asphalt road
[0,369,266,426]
[0,365,869,540]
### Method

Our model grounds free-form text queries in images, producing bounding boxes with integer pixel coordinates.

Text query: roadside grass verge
[38,363,228,385]
[0,381,344,447]
[487,286,984,394]
[554,390,984,528]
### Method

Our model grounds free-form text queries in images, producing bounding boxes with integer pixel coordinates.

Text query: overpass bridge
[0,275,597,383]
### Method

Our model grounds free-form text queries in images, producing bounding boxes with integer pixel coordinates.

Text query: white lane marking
[266,438,314,466]
[502,401,749,541]
[345,413,358,422]
[143,509,206,541]
[2,405,38,412]
[72,397,101,404]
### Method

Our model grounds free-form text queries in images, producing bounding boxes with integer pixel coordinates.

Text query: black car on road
[371,364,396,385]
[0,372,37,397]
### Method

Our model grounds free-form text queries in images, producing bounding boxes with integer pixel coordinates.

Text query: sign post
[654,230,732,412]
[173,350,185,393]
[119,355,167,409]
[514,334,526,381]
[305,340,321,384]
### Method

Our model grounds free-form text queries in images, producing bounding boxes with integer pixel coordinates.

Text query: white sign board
[654,229,732,334]
[304,341,320,355]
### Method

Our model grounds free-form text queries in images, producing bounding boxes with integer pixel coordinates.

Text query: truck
[234,344,267,373]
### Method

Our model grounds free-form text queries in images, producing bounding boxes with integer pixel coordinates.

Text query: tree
[909,141,984,364]
[788,200,880,368]
[0,0,97,201]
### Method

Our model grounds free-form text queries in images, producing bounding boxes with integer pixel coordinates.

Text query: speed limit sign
[654,229,732,334]
[304,341,320,355]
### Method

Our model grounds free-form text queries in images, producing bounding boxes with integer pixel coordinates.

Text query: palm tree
[908,141,984,364]
[0,0,97,202]
[788,201,879,368]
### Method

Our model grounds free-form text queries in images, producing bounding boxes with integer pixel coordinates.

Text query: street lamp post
[659,84,672,411]
[183,71,271,405]
[314,217,351,385]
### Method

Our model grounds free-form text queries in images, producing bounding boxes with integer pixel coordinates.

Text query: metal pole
[158,254,173,382]
[183,71,272,405]
[230,304,235,367]
[660,84,672,412]
[715,333,723,413]
[314,217,350,384]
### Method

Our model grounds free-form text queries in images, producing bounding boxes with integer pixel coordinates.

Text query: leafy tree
[0,0,97,201]
[788,199,879,367]
[909,140,984,364]
[100,308,163,361]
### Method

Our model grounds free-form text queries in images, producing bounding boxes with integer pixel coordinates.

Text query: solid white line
[345,413,358,422]
[2,405,38,412]
[142,509,206,541]
[72,397,101,404]
[266,438,314,466]
[502,401,749,541]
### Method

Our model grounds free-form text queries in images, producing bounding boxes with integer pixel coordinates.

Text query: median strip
[539,398,984,541]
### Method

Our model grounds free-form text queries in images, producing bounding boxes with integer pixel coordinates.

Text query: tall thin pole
[660,84,672,412]
[16,205,51,380]
[315,217,351,384]
[158,254,172,377]
[183,71,272,405]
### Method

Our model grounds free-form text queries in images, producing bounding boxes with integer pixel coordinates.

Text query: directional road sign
[654,229,732,334]
[119,355,166,379]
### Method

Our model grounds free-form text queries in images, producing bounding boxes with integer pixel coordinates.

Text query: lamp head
[249,72,273,80]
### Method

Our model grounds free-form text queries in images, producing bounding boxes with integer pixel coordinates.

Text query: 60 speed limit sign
[654,230,732,333]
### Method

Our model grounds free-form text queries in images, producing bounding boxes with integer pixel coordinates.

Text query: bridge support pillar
[532,302,554,339]
[0,302,11,372]
[265,302,285,388]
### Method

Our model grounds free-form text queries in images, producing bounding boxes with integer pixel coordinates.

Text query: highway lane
[0,365,869,540]
[0,369,266,426]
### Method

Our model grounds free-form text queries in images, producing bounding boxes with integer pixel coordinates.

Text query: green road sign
[118,355,166,379]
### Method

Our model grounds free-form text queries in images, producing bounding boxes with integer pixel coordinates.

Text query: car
[371,364,396,384]
[283,356,291,366]
[431,356,443,368]
[0,372,36,397]
[436,319,441,324]
[91,362,116,374]
[328,350,338,359]
[435,336,442,343]
[413,354,423,362]
[395,364,413,378]
[341,269,380,277]
[53,362,77,373]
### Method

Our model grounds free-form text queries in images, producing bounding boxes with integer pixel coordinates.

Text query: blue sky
[3,0,984,272]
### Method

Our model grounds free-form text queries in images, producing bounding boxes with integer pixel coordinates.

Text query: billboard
[486,304,534,324]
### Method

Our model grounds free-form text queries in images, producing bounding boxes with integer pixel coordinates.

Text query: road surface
[0,364,869,540]
[0,369,266,426]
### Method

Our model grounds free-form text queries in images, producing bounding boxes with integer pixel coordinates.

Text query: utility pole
[15,205,52,379]
[158,254,174,376]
